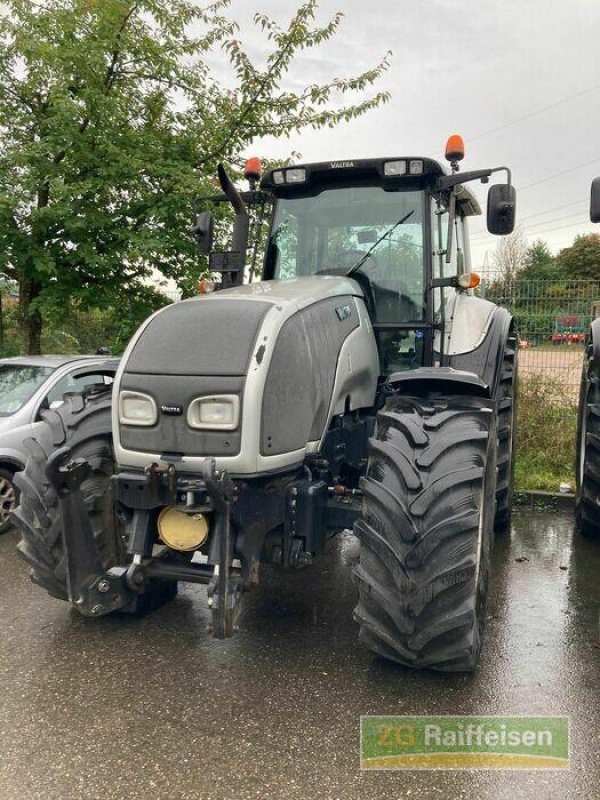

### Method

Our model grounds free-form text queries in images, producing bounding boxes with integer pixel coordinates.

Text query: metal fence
[475,279,600,489]
[480,279,600,405]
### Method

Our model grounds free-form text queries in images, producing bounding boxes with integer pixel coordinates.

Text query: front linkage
[46,449,242,638]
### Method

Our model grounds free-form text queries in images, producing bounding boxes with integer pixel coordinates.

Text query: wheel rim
[0,476,17,524]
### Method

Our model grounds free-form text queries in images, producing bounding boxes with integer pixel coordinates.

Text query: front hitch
[46,448,243,637]
[201,458,244,639]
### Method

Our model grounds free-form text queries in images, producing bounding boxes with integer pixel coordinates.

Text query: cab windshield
[268,185,426,323]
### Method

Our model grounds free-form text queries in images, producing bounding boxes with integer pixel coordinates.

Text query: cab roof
[261,157,482,216]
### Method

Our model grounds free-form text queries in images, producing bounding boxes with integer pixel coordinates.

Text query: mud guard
[387,366,492,399]
[446,305,514,398]
[590,317,600,365]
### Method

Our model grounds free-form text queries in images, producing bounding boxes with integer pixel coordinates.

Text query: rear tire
[576,337,600,536]
[12,388,125,600]
[354,393,497,671]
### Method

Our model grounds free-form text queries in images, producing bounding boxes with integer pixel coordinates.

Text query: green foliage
[0,299,22,357]
[0,0,391,352]
[520,239,560,282]
[0,286,169,357]
[511,310,555,341]
[556,233,600,280]
[485,270,600,345]
[514,373,577,491]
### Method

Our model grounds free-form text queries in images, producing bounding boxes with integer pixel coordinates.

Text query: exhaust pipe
[217,164,248,286]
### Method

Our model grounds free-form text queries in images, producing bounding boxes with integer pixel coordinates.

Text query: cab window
[268,186,426,325]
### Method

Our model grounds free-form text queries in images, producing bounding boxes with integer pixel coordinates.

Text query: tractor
[575,179,600,535]
[13,136,518,671]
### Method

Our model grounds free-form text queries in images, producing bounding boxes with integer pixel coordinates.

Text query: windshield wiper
[345,210,415,277]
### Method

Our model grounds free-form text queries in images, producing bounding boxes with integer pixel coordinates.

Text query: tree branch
[105,2,140,91]
[195,11,310,167]
[51,3,140,168]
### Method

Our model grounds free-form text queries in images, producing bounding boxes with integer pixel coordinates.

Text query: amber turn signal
[457,272,481,290]
[198,279,215,294]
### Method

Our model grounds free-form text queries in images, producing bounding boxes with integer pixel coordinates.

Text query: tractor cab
[192,138,516,375]
[261,157,477,373]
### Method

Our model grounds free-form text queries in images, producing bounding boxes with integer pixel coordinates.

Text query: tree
[519,239,559,282]
[492,228,528,283]
[0,0,391,353]
[556,233,600,280]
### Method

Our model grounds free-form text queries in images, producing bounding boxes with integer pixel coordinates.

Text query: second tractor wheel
[494,333,518,531]
[576,337,600,536]
[354,393,497,672]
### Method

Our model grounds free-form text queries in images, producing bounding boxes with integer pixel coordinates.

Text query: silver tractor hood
[113,276,379,476]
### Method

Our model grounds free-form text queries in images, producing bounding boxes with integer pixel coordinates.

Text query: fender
[590,316,600,366]
[388,366,492,398]
[446,304,514,399]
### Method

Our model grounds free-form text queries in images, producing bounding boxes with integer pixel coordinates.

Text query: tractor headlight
[384,160,407,176]
[119,391,157,427]
[271,168,306,185]
[285,168,306,184]
[187,395,240,431]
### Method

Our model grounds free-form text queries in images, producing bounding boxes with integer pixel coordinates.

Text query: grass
[514,372,578,492]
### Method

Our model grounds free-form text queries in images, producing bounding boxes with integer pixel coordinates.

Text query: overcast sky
[209,0,600,270]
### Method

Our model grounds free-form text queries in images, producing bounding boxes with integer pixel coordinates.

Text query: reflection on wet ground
[0,508,598,799]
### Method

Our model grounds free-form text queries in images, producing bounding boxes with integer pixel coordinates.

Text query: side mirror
[590,177,600,223]
[487,184,516,235]
[190,210,215,254]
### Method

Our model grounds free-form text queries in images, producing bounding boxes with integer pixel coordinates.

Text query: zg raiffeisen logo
[360,716,569,769]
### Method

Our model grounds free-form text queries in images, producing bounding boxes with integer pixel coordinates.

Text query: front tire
[353,393,497,672]
[12,388,124,600]
[576,336,600,536]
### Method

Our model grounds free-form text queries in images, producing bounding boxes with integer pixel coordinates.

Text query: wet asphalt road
[0,507,599,800]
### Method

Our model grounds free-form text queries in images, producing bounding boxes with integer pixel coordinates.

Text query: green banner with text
[361,715,569,769]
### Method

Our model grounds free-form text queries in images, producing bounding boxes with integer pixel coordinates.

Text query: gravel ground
[518,347,583,401]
